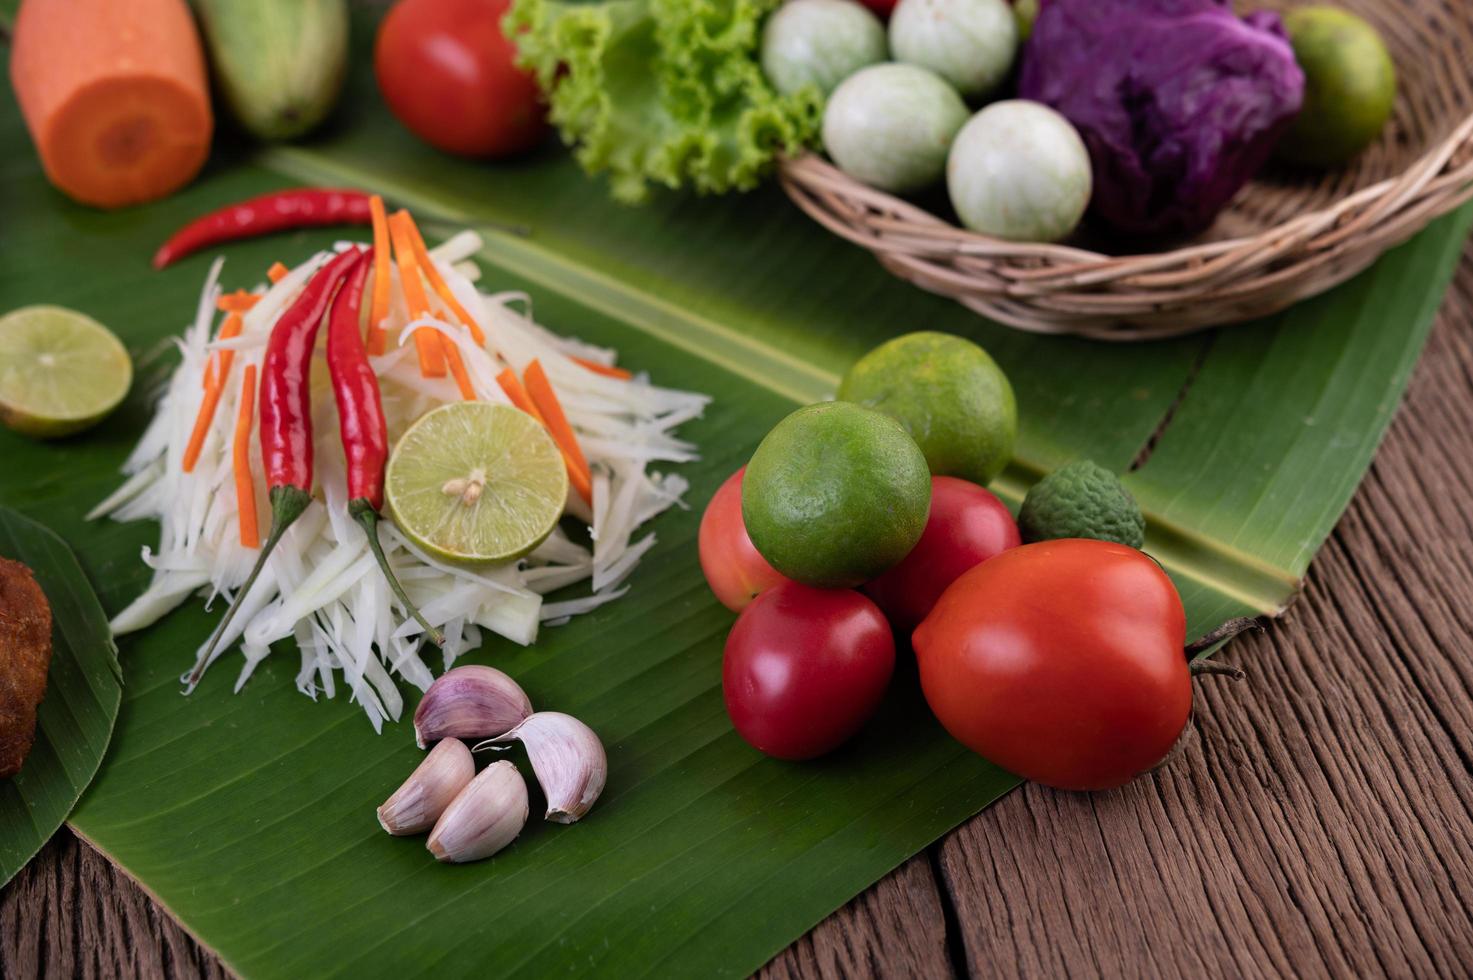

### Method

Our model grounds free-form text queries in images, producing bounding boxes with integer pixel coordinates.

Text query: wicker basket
[779,0,1473,341]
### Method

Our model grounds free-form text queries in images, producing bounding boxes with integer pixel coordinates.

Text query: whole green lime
[1277,7,1396,168]
[837,332,1016,486]
[742,402,932,589]
[1018,460,1144,548]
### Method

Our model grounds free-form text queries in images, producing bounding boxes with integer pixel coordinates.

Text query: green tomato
[889,0,1017,100]
[947,100,1092,242]
[761,0,889,98]
[823,64,969,193]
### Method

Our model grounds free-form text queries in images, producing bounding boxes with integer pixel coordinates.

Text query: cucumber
[193,0,349,141]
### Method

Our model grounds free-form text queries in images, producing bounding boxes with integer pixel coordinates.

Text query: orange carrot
[233,364,260,548]
[199,310,244,391]
[402,218,487,346]
[523,359,592,488]
[563,455,594,506]
[496,368,545,424]
[9,0,213,209]
[216,289,260,314]
[367,195,391,356]
[571,356,633,381]
[444,345,476,401]
[387,211,447,378]
[183,311,246,472]
[497,367,591,503]
[267,261,289,284]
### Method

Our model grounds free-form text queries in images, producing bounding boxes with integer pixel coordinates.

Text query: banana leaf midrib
[260,145,1301,617]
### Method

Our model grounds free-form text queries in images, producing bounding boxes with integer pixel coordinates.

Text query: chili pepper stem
[351,501,445,647]
[187,485,312,688]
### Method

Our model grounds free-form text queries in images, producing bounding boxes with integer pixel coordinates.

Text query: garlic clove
[377,738,475,836]
[413,665,533,749]
[475,711,607,824]
[427,760,529,863]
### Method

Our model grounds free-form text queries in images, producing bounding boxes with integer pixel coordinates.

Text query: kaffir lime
[1017,460,1144,548]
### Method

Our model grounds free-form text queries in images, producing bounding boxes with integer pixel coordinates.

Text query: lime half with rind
[386,402,569,565]
[0,306,132,438]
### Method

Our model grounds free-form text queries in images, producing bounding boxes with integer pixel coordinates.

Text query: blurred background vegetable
[888,0,1017,101]
[8,0,212,208]
[1018,0,1305,236]
[1275,6,1397,168]
[947,100,1090,241]
[761,0,888,98]
[822,63,967,193]
[507,0,820,202]
[193,0,349,141]
[376,0,548,158]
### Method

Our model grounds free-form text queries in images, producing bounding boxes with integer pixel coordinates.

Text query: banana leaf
[2,10,1471,975]
[0,508,120,886]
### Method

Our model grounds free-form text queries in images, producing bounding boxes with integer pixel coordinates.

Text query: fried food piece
[0,557,53,778]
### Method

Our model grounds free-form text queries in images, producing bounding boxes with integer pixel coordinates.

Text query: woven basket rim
[779,102,1473,339]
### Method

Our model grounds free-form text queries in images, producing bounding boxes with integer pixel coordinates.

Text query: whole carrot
[192,247,364,682]
[326,248,444,645]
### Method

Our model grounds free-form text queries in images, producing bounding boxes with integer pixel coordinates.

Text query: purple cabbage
[1018,0,1304,237]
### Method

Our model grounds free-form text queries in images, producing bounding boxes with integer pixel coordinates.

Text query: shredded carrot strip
[387,211,447,378]
[233,364,260,548]
[267,261,289,283]
[183,311,246,471]
[206,292,260,385]
[523,359,592,494]
[564,454,594,505]
[444,344,476,400]
[367,195,391,356]
[216,289,261,314]
[402,217,487,346]
[498,367,591,503]
[571,356,633,380]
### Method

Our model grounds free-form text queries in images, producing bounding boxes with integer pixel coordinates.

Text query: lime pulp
[0,305,132,438]
[385,402,569,564]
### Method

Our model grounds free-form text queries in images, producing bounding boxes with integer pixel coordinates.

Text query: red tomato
[374,0,548,158]
[913,539,1189,790]
[699,467,789,612]
[864,477,1020,631]
[858,0,899,16]
[723,583,894,760]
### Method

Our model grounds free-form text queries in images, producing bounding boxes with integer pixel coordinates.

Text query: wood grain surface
[5,250,1473,978]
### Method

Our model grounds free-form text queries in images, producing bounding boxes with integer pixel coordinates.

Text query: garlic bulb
[413,665,533,748]
[377,738,475,836]
[476,712,607,824]
[427,760,529,863]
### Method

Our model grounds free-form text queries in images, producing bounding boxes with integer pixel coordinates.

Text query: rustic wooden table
[4,248,1472,979]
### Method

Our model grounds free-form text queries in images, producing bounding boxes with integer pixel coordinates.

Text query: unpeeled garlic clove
[476,711,607,824]
[427,760,529,863]
[413,665,533,749]
[377,738,475,836]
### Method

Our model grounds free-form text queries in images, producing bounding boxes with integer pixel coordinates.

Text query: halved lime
[386,402,569,564]
[0,306,132,438]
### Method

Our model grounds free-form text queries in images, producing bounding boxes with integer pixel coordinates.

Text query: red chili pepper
[191,247,365,683]
[152,189,374,270]
[327,248,444,645]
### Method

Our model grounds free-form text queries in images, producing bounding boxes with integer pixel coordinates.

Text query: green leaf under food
[0,508,120,887]
[507,0,821,203]
[1,12,1470,976]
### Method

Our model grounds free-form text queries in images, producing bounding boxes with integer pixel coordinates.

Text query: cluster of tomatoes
[701,468,1197,792]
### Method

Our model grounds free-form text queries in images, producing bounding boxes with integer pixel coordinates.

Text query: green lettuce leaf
[507,0,821,203]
